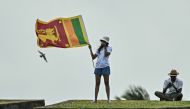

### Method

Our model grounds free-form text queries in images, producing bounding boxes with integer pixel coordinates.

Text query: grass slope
[46,100,190,108]
[0,100,26,104]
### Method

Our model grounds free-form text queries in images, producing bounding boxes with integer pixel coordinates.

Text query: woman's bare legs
[103,75,110,102]
[95,75,101,103]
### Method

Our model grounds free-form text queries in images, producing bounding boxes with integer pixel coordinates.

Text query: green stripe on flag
[71,18,86,44]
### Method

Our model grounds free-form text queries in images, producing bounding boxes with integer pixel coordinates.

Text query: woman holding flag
[88,36,112,103]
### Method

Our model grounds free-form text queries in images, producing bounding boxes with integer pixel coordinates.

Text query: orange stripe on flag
[63,19,80,47]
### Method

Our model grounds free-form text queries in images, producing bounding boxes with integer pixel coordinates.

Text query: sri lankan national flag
[35,15,89,48]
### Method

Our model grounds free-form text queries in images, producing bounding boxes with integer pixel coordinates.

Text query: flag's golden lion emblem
[37,27,60,44]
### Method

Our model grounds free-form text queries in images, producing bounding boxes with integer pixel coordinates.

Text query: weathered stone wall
[0,100,45,109]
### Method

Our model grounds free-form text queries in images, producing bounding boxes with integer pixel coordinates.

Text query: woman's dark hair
[98,42,109,53]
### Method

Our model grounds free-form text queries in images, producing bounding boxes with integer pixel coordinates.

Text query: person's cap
[168,69,179,76]
[100,36,109,43]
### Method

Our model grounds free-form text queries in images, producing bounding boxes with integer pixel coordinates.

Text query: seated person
[155,69,183,101]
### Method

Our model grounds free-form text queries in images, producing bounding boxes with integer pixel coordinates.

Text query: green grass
[0,100,25,104]
[0,99,36,104]
[46,100,190,108]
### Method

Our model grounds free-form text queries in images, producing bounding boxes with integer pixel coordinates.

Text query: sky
[0,0,190,105]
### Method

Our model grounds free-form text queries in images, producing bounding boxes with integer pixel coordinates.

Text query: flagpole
[91,58,95,68]
[87,43,95,68]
